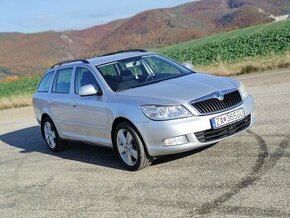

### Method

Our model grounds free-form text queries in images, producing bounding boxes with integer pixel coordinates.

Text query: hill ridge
[1,0,290,75]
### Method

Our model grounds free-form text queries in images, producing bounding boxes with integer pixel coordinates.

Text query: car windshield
[97,55,193,92]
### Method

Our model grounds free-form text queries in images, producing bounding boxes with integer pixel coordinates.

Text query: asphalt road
[0,69,290,217]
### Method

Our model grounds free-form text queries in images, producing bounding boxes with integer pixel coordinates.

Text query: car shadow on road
[152,144,215,166]
[0,126,214,170]
[0,126,126,170]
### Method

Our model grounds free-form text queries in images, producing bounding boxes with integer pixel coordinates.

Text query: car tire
[42,117,66,152]
[113,121,152,171]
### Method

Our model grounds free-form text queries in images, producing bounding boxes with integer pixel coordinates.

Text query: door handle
[72,101,76,108]
[48,99,52,105]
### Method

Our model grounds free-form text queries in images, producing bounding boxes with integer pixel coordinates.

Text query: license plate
[211,109,245,129]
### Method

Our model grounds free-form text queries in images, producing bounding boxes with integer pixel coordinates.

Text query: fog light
[162,135,189,147]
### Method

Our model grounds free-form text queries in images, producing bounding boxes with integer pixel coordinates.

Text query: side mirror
[79,84,102,96]
[183,62,194,71]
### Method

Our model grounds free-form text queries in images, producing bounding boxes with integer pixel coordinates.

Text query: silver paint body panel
[33,52,255,156]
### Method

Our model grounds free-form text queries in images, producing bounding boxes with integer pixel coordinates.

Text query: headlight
[239,82,249,100]
[141,105,192,121]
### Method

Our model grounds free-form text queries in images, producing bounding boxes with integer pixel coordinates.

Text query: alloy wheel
[116,129,138,166]
[44,121,56,149]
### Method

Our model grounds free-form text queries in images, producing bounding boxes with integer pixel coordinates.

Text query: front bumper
[135,96,255,157]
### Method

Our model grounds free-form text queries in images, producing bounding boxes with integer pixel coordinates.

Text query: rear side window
[38,71,54,92]
[53,68,73,94]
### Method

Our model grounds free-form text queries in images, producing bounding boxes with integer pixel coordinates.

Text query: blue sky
[0,0,194,33]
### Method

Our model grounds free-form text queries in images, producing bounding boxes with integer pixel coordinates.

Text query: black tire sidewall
[42,117,62,152]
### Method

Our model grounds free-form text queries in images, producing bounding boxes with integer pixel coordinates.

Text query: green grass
[0,76,40,98]
[156,20,290,65]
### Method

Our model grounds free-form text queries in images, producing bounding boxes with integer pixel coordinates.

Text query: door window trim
[51,67,74,94]
[74,66,102,95]
[37,70,55,93]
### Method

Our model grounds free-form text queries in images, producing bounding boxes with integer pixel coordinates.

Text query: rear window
[38,71,54,92]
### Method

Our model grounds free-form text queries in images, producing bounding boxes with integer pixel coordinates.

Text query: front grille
[195,115,251,143]
[191,90,242,114]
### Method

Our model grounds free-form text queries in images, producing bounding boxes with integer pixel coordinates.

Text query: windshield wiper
[116,88,132,92]
[116,81,161,92]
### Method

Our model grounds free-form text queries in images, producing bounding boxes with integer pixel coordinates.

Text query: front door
[69,67,109,145]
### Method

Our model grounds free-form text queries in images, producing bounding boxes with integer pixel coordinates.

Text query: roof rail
[50,59,89,69]
[101,49,147,57]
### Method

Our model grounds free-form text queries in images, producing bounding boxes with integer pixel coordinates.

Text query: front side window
[97,55,192,92]
[38,71,54,92]
[75,67,100,94]
[53,68,73,94]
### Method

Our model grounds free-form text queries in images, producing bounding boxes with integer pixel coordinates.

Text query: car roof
[88,51,154,66]
[49,50,155,70]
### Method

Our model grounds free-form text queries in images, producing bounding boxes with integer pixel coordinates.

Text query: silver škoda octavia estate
[33,50,255,171]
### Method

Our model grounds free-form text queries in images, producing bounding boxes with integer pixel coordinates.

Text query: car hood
[116,73,238,104]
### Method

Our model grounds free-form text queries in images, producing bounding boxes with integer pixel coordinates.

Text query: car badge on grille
[216,92,224,101]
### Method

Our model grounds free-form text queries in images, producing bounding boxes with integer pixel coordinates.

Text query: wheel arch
[111,117,152,158]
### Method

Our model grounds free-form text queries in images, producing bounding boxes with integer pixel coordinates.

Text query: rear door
[49,67,74,136]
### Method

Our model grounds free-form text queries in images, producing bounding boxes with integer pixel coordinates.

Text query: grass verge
[0,75,40,110]
[0,94,32,110]
[194,52,290,76]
